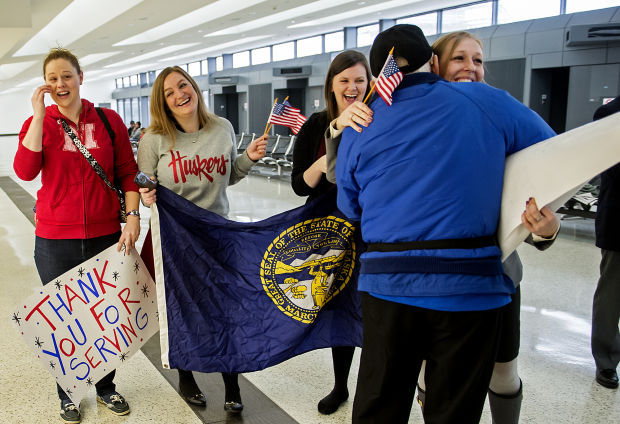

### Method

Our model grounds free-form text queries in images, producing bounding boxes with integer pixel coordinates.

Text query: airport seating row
[235,132,296,178]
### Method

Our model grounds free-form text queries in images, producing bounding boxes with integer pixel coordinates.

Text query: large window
[115,78,123,89]
[325,31,344,52]
[122,76,130,87]
[397,12,438,36]
[201,59,209,75]
[498,0,559,24]
[273,41,295,61]
[188,61,201,76]
[297,35,322,57]
[252,46,271,65]
[216,56,223,71]
[357,24,380,47]
[566,0,620,13]
[131,98,140,122]
[116,99,125,122]
[130,75,138,86]
[233,51,250,68]
[442,2,494,33]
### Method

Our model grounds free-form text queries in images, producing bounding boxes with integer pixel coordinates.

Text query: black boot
[318,346,354,414]
[488,381,522,424]
[178,369,206,407]
[222,373,243,414]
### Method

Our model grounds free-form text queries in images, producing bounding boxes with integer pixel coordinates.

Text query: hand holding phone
[134,171,158,190]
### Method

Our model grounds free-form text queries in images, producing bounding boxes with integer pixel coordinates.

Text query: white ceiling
[0,0,472,93]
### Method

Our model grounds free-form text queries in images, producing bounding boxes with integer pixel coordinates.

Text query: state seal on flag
[260,216,357,324]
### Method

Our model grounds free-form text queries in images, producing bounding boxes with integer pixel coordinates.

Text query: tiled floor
[1,135,618,423]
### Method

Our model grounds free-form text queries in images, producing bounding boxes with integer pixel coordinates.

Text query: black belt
[366,235,498,252]
[360,255,504,276]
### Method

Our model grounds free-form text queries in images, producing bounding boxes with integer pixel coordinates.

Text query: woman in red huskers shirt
[13,47,140,424]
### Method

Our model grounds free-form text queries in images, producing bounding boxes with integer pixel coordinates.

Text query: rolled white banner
[499,112,620,260]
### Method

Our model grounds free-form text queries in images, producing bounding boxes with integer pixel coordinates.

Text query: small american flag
[268,100,307,134]
[375,54,403,106]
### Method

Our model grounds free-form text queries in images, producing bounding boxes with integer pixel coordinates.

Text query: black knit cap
[369,24,432,77]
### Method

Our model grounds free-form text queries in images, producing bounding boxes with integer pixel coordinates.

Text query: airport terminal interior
[1,1,620,423]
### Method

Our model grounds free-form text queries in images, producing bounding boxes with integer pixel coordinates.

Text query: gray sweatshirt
[137,116,254,217]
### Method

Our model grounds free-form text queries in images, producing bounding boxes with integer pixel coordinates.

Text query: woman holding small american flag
[290,50,373,415]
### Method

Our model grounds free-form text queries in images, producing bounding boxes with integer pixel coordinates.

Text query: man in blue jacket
[591,96,620,389]
[335,24,555,424]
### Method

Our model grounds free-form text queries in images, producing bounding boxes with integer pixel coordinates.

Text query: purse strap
[95,107,115,145]
[58,118,123,199]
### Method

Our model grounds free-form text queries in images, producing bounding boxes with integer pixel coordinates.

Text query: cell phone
[134,171,158,190]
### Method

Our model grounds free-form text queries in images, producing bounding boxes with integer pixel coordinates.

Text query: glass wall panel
[201,59,209,74]
[567,0,620,13]
[297,35,322,57]
[442,2,493,33]
[131,98,140,122]
[233,51,250,68]
[130,75,138,86]
[116,99,124,122]
[122,76,130,87]
[188,61,201,76]
[498,0,559,24]
[357,24,380,47]
[273,41,295,61]
[252,47,271,64]
[397,12,438,35]
[216,56,223,71]
[202,90,210,111]
[325,31,344,52]
[115,78,123,88]
[123,98,131,122]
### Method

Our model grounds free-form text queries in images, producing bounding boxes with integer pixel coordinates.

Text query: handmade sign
[499,111,620,260]
[10,245,157,405]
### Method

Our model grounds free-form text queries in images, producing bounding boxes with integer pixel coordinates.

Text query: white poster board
[10,245,158,405]
[499,112,620,260]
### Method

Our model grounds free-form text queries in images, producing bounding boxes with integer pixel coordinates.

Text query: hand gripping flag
[150,186,362,373]
[268,100,307,134]
[375,53,403,106]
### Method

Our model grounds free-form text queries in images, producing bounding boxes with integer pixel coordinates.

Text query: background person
[412,31,560,424]
[335,24,556,424]
[591,95,620,389]
[137,66,267,413]
[291,49,373,415]
[13,47,139,424]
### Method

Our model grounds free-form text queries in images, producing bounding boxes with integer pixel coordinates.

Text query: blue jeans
[34,232,121,402]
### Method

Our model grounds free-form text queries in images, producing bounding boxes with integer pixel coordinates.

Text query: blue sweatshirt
[336,73,555,311]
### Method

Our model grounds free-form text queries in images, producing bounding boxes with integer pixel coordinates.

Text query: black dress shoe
[596,368,619,389]
[224,401,244,414]
[184,393,207,407]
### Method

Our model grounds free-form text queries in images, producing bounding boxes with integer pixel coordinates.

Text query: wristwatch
[126,209,140,218]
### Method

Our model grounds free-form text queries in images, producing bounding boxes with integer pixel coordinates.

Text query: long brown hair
[431,31,484,79]
[147,66,213,148]
[324,50,372,122]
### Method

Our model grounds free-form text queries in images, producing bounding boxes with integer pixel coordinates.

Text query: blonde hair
[43,47,81,76]
[431,31,484,80]
[147,66,213,148]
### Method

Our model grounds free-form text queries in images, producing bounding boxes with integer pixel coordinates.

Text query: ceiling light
[0,61,37,80]
[159,36,271,63]
[80,52,123,67]
[205,0,360,37]
[288,0,424,28]
[114,0,267,46]
[13,0,141,57]
[17,77,43,87]
[104,44,199,68]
